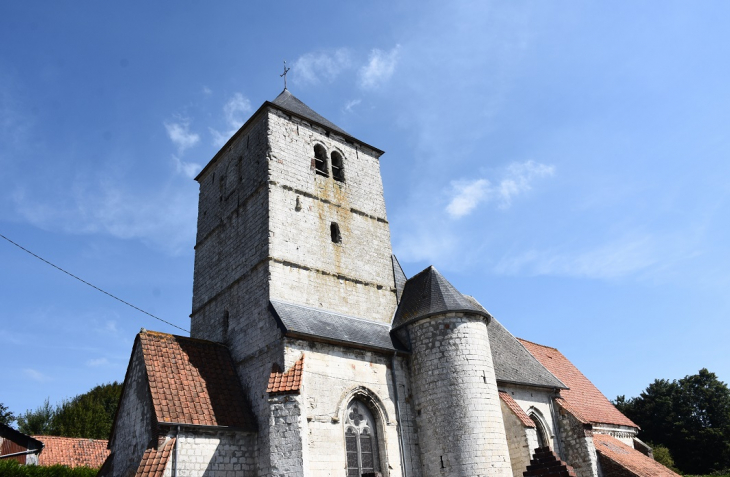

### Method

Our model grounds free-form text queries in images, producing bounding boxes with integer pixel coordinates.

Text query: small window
[331,151,345,182]
[330,222,342,244]
[314,144,328,177]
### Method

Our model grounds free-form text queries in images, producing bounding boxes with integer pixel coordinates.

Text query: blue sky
[2,1,729,419]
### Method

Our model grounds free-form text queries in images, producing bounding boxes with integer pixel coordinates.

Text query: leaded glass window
[345,400,380,477]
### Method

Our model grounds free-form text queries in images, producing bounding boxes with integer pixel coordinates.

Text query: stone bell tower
[190,89,399,360]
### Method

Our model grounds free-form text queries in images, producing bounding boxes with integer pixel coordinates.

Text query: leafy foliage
[16,382,122,440]
[17,399,55,435]
[0,402,15,425]
[616,369,730,474]
[0,460,98,477]
[52,382,122,439]
[648,443,678,472]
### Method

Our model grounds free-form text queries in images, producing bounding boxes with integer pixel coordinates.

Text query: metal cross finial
[280,60,291,90]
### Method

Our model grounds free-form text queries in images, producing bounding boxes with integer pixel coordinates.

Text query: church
[99,89,676,477]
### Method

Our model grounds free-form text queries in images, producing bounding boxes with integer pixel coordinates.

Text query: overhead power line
[0,232,189,333]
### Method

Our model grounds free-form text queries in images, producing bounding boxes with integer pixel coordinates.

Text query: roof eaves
[391,308,492,332]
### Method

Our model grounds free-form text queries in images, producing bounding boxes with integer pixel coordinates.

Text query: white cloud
[164,120,200,154]
[494,235,669,279]
[210,93,252,147]
[202,86,212,95]
[446,160,555,218]
[24,368,52,382]
[359,45,400,89]
[293,49,353,85]
[172,154,201,179]
[12,176,198,255]
[497,160,555,208]
[86,357,110,367]
[446,179,490,218]
[344,99,362,113]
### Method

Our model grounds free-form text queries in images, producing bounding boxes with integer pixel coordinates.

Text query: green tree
[616,369,730,474]
[17,398,55,435]
[0,402,15,425]
[52,382,122,439]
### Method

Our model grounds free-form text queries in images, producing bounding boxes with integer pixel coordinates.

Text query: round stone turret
[392,266,512,477]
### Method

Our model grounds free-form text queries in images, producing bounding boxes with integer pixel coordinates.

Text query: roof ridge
[140,330,229,348]
[516,337,559,351]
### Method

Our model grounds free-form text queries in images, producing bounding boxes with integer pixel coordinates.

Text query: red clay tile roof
[499,391,536,428]
[593,433,679,477]
[33,436,109,468]
[134,438,175,477]
[267,355,304,393]
[518,339,637,428]
[554,396,590,424]
[139,330,255,429]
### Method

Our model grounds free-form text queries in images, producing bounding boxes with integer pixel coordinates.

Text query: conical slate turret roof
[391,266,491,329]
[272,89,348,136]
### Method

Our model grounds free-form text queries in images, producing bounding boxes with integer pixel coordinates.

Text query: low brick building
[101,89,676,477]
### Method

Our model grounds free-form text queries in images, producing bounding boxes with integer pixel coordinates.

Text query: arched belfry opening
[314,144,328,177]
[331,151,345,182]
[345,399,381,477]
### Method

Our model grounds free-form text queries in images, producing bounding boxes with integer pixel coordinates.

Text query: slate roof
[272,89,348,136]
[270,300,406,352]
[138,331,256,430]
[499,391,536,428]
[488,317,566,389]
[391,266,491,330]
[267,355,304,394]
[519,339,638,428]
[134,438,175,477]
[33,436,109,468]
[593,433,679,477]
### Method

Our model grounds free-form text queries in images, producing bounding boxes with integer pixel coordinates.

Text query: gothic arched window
[331,151,345,182]
[314,144,328,177]
[345,400,380,477]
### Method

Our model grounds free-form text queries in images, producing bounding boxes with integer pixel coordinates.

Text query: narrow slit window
[330,222,342,244]
[314,144,328,177]
[331,151,345,182]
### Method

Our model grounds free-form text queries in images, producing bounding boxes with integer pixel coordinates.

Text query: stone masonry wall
[172,430,257,476]
[408,314,511,477]
[266,110,397,323]
[104,343,154,477]
[555,402,598,477]
[499,399,538,477]
[284,339,419,477]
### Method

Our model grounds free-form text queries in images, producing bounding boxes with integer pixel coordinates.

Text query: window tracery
[344,400,380,477]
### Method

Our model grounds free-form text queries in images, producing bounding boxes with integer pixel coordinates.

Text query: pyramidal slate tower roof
[271,89,349,136]
[391,266,491,329]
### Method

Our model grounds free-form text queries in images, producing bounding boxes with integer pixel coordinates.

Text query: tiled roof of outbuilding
[33,436,109,468]
[138,331,256,430]
[270,300,406,352]
[499,391,536,428]
[593,433,679,477]
[134,438,175,477]
[272,89,348,136]
[267,355,304,394]
[488,317,566,389]
[391,266,490,330]
[518,339,637,428]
